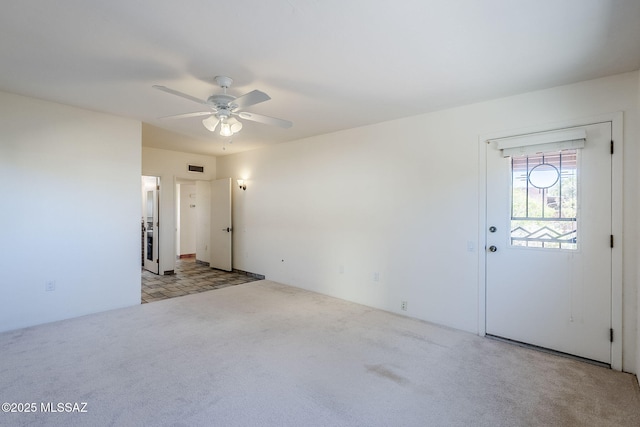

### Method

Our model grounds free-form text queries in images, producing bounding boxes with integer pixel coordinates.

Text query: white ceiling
[1,0,639,156]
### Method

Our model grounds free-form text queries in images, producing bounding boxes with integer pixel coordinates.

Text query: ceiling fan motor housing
[214,75,233,89]
[207,94,236,109]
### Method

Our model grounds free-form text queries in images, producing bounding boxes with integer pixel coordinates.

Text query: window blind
[489,128,586,157]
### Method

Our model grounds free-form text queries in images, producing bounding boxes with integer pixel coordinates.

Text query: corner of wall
[636,69,640,383]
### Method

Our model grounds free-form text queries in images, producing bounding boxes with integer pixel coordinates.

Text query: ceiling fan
[153,76,292,137]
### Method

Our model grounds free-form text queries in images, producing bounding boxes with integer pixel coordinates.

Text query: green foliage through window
[510,150,578,250]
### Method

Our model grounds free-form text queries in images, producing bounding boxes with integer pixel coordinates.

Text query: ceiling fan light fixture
[228,117,243,133]
[202,115,219,132]
[219,117,243,136]
[219,121,233,137]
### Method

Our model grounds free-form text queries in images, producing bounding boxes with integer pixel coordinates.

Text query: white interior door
[210,178,232,271]
[142,176,159,274]
[486,122,612,364]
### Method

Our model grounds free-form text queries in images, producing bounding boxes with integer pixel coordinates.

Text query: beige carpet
[1,280,639,426]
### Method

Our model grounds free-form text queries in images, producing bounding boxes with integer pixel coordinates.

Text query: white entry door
[486,122,612,364]
[142,176,159,274]
[210,178,232,271]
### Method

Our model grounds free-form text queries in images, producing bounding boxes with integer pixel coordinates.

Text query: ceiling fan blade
[202,115,220,132]
[159,111,212,120]
[237,111,292,128]
[232,90,271,110]
[153,85,208,105]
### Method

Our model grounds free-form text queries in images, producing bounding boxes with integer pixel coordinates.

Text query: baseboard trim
[485,334,611,369]
[233,269,266,280]
[185,258,264,279]
[178,254,196,259]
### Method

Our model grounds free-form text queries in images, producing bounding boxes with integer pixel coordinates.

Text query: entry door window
[510,149,578,250]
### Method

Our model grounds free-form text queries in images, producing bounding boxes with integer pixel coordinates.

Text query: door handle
[222,227,232,232]
[488,245,497,252]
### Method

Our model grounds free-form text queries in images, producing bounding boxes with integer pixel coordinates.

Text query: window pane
[510,150,578,250]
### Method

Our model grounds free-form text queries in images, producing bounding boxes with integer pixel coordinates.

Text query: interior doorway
[175,178,232,270]
[142,176,160,274]
[176,180,197,259]
[176,179,209,263]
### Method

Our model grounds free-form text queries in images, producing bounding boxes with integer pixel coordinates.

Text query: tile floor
[141,257,261,304]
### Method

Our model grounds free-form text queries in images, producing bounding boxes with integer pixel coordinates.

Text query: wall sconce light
[237,179,246,191]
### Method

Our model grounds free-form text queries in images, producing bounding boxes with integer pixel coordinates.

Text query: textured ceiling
[1,0,639,156]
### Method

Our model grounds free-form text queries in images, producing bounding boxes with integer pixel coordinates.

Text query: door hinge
[610,328,614,343]
[610,235,614,248]
[156,259,159,264]
[157,185,160,190]
[611,140,614,154]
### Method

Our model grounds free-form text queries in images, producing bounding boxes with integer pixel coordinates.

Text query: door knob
[488,245,497,252]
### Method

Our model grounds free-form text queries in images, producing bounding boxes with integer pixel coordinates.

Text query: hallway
[141,257,261,303]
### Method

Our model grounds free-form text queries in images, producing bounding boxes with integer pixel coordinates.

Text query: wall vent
[188,164,204,173]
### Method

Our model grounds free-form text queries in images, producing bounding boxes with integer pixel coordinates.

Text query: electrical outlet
[373,272,380,282]
[45,281,56,292]
[401,300,408,311]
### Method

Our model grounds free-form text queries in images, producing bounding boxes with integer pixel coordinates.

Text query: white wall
[178,183,197,255]
[0,91,141,332]
[217,71,639,373]
[141,146,216,272]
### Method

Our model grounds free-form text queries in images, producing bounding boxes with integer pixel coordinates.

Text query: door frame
[477,112,623,370]
[142,175,160,274]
